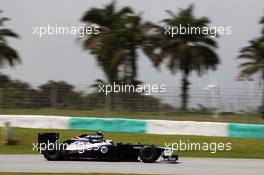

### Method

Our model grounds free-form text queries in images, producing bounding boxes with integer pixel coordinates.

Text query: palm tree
[148,5,219,111]
[0,11,19,68]
[238,38,264,117]
[81,1,131,84]
[81,1,148,85]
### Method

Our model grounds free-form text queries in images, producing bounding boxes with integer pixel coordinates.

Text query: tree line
[0,74,171,111]
[0,2,264,115]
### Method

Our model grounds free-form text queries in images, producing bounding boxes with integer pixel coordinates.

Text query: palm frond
[0,17,9,26]
[0,42,20,67]
[0,12,20,68]
[237,38,264,77]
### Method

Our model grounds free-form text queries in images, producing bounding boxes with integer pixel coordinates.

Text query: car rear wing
[38,133,59,145]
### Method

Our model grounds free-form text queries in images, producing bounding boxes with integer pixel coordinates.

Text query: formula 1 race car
[37,132,178,163]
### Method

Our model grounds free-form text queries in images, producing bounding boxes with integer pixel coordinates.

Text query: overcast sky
[1,0,264,91]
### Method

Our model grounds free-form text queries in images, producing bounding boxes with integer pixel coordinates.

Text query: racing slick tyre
[139,145,159,163]
[43,143,63,161]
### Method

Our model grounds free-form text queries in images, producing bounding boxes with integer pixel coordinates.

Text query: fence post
[0,88,2,110]
[104,93,111,117]
[1,122,12,145]
[261,64,264,118]
[51,84,57,108]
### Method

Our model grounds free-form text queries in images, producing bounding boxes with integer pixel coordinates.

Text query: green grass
[0,108,263,124]
[0,127,263,159]
[0,173,150,175]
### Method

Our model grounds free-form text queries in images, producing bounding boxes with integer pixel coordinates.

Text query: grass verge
[0,127,263,159]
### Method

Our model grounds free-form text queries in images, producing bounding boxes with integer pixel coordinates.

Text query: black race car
[37,132,178,163]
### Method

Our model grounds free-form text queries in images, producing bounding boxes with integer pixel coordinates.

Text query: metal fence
[0,84,262,114]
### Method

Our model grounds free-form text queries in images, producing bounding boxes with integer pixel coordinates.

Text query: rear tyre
[43,143,62,161]
[139,145,159,163]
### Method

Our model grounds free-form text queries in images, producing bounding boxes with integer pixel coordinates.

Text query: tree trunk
[181,69,190,111]
[131,48,137,83]
[262,87,264,119]
[109,83,115,111]
[128,45,137,84]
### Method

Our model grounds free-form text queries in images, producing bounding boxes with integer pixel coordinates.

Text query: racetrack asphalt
[0,154,263,175]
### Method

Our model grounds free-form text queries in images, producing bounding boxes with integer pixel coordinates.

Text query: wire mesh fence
[0,84,262,115]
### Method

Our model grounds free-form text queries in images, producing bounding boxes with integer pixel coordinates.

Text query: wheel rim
[143,149,154,159]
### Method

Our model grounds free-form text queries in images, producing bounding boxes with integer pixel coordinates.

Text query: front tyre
[139,145,159,163]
